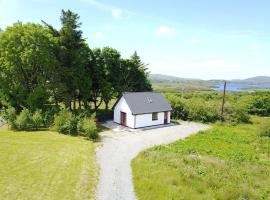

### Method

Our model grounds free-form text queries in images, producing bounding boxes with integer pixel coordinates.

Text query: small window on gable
[152,112,158,121]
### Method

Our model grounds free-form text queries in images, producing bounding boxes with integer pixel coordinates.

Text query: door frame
[164,111,168,124]
[120,111,127,126]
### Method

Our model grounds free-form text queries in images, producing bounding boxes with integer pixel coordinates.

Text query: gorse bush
[53,109,78,135]
[78,117,98,140]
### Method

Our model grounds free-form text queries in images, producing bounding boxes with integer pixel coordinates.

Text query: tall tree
[43,10,91,110]
[0,22,57,111]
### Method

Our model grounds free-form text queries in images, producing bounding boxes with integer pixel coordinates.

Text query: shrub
[43,109,57,127]
[168,96,189,120]
[15,108,32,130]
[247,94,270,116]
[186,100,220,123]
[223,104,250,124]
[32,110,43,130]
[78,117,98,140]
[54,109,77,135]
[1,106,16,129]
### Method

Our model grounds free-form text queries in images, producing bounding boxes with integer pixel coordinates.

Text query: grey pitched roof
[114,92,172,115]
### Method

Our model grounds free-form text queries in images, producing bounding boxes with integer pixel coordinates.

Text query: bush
[43,108,57,127]
[32,110,43,130]
[78,117,98,139]
[224,104,250,124]
[186,100,220,123]
[15,108,32,130]
[1,106,16,129]
[54,109,77,135]
[247,94,270,116]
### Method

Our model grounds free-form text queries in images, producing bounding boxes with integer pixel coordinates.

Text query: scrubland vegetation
[132,116,270,200]
[132,91,270,199]
[166,91,270,123]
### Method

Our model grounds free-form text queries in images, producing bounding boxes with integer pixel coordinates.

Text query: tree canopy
[0,9,152,113]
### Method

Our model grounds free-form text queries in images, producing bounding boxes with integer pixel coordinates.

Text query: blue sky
[0,0,270,79]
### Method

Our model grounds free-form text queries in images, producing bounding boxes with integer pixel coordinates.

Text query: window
[152,112,158,121]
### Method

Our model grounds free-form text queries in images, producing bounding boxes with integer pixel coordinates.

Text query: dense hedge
[1,107,99,139]
[166,92,252,124]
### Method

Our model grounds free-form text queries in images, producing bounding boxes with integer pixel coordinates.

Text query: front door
[120,112,127,126]
[164,112,168,124]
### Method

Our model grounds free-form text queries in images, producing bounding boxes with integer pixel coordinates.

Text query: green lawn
[0,126,98,200]
[132,117,270,200]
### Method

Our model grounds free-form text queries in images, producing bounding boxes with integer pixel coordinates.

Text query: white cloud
[112,8,122,19]
[95,31,104,39]
[155,26,176,38]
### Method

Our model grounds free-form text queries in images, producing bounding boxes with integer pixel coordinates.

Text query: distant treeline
[0,9,152,113]
[166,91,270,124]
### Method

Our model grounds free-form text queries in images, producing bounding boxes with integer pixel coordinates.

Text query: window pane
[152,112,158,121]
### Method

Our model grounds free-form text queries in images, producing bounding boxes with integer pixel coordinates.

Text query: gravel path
[96,121,210,200]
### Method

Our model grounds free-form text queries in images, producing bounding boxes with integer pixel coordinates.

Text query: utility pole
[221,81,227,121]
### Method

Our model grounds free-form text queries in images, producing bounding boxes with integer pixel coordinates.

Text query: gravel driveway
[96,121,210,200]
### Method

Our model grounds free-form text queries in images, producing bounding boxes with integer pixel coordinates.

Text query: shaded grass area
[132,117,270,200]
[0,126,98,200]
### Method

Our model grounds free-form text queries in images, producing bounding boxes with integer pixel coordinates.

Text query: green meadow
[0,127,98,200]
[132,116,270,200]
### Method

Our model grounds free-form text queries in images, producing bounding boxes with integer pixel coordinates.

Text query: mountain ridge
[149,74,270,84]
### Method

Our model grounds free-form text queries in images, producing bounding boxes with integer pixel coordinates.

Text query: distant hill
[231,76,270,84]
[149,74,200,83]
[149,74,270,84]
[149,74,270,92]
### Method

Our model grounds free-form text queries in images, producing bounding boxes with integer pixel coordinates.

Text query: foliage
[27,86,48,111]
[223,103,250,124]
[132,117,270,200]
[165,92,261,123]
[15,108,32,130]
[0,22,57,111]
[31,110,43,130]
[78,117,98,139]
[43,108,57,127]
[0,10,152,114]
[0,106,16,129]
[247,93,270,116]
[53,109,77,135]
[0,127,97,200]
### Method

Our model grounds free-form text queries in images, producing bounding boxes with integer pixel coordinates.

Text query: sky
[0,0,270,80]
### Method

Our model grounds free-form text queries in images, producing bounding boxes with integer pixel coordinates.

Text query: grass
[0,126,98,200]
[132,116,270,200]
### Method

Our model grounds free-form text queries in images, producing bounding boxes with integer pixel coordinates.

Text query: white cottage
[113,92,172,128]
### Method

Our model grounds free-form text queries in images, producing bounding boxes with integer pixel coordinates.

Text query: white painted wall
[134,111,171,128]
[113,97,135,128]
[114,97,171,128]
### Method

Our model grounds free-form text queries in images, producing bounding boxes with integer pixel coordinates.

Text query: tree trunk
[105,101,109,110]
[73,97,76,110]
[78,99,81,110]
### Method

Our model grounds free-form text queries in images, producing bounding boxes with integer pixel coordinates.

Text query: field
[132,116,270,200]
[0,126,98,200]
